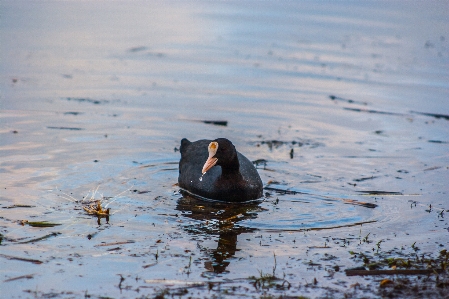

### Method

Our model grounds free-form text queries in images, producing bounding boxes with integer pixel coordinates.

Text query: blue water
[1,1,448,297]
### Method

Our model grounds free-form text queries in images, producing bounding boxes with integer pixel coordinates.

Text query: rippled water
[1,1,448,298]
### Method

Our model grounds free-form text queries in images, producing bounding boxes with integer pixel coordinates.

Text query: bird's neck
[220,155,241,178]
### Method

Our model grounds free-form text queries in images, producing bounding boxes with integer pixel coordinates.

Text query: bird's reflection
[176,190,265,274]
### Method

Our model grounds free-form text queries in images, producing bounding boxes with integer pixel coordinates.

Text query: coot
[178,138,263,202]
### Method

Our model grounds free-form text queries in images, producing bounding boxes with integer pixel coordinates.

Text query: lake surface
[1,1,448,298]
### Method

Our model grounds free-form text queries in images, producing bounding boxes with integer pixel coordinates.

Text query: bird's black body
[178,138,263,202]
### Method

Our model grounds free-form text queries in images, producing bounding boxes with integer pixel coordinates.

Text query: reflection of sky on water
[2,1,447,114]
[0,1,448,297]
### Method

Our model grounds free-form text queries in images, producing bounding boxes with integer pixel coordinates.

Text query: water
[1,1,448,298]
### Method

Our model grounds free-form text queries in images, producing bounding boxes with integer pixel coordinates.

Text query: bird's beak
[202,156,218,174]
[202,141,219,174]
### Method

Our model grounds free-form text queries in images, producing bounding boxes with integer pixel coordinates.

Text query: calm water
[1,1,448,298]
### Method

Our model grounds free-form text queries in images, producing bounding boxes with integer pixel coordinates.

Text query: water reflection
[176,191,265,273]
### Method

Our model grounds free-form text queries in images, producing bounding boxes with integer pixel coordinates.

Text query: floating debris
[142,262,158,269]
[346,269,445,276]
[264,186,307,195]
[356,191,403,195]
[144,279,206,286]
[95,240,135,247]
[83,200,110,217]
[341,199,377,209]
[329,95,368,105]
[0,254,43,264]
[343,107,405,117]
[379,279,394,287]
[200,120,228,126]
[254,139,323,150]
[63,111,83,115]
[4,274,34,283]
[136,190,151,194]
[424,166,442,172]
[182,119,229,126]
[128,46,148,52]
[64,97,109,105]
[353,176,378,182]
[47,126,84,131]
[18,232,61,244]
[2,204,36,209]
[410,110,449,121]
[21,221,61,227]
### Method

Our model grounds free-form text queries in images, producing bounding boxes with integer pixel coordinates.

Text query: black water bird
[178,138,263,202]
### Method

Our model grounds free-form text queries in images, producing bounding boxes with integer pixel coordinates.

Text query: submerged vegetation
[134,246,449,299]
[2,185,446,298]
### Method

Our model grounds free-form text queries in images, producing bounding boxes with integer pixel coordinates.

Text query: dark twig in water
[118,274,125,291]
[2,204,36,209]
[264,186,307,195]
[353,176,378,182]
[47,126,84,130]
[329,95,368,105]
[343,107,406,117]
[357,191,403,195]
[64,97,109,105]
[3,274,35,282]
[143,262,158,269]
[0,254,43,264]
[95,240,135,247]
[410,111,449,121]
[18,232,61,244]
[21,221,61,227]
[200,120,228,126]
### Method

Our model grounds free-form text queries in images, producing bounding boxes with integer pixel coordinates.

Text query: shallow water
[1,1,448,298]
